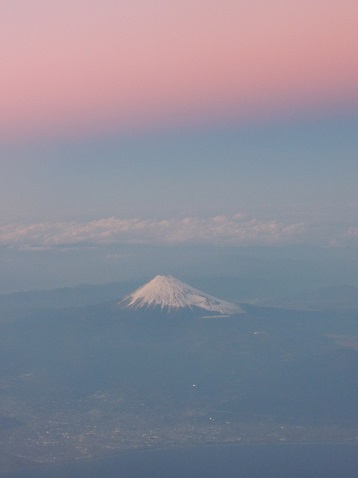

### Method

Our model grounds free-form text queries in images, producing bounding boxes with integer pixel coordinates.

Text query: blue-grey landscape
[1,1,358,476]
[0,273,358,476]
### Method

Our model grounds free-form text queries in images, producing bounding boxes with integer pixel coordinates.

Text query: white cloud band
[0,215,306,249]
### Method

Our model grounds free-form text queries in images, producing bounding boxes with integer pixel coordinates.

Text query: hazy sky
[1,0,357,291]
[1,0,357,140]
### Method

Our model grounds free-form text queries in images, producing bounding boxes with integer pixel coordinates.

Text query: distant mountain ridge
[118,275,243,316]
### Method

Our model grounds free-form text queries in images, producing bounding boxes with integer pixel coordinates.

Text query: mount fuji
[118,275,243,316]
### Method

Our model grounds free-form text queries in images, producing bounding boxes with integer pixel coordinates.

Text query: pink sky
[1,0,357,140]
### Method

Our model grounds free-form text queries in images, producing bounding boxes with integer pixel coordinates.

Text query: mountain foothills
[0,276,358,473]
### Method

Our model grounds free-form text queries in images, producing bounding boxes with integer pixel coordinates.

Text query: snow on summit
[119,275,242,315]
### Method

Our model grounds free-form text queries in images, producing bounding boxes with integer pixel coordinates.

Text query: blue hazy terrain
[2,444,358,478]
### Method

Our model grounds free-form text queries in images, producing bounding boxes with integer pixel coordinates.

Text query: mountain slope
[118,275,243,315]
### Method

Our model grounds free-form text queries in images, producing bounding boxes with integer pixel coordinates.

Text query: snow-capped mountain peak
[119,275,242,315]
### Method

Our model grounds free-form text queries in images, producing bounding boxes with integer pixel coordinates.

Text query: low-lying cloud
[0,215,306,249]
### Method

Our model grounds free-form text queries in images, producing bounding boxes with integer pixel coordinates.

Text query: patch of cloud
[346,227,358,238]
[0,215,306,250]
[324,225,358,247]
[343,226,358,246]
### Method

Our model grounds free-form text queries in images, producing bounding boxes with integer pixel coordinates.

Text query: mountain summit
[119,275,243,315]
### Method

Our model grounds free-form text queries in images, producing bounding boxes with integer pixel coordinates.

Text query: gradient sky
[1,0,358,291]
[1,0,358,139]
